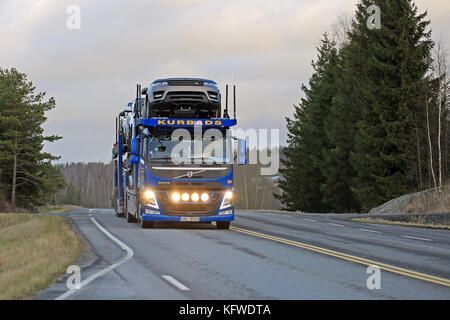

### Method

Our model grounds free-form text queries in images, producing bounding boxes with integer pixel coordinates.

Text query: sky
[1,0,449,163]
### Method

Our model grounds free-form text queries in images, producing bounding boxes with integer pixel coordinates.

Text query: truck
[112,78,247,229]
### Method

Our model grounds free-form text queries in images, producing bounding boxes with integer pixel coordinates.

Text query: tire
[216,221,230,230]
[141,219,154,229]
[115,205,125,218]
[127,211,137,223]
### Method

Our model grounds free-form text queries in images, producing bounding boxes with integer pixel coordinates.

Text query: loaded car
[144,78,221,118]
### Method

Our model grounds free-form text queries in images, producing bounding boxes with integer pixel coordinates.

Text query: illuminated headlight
[182,193,190,201]
[220,191,233,209]
[191,193,200,202]
[143,190,159,209]
[203,81,218,88]
[151,81,168,87]
[171,192,181,202]
[201,193,209,202]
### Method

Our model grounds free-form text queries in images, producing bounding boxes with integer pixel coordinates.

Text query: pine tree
[0,68,63,211]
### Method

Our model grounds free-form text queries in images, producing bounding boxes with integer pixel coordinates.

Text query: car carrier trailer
[113,78,246,229]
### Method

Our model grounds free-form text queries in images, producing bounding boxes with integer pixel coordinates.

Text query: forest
[277,0,450,213]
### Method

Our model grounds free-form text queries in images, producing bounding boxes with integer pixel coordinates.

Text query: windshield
[146,137,232,165]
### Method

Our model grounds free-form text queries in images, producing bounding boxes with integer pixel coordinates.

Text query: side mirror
[130,155,139,164]
[123,106,132,113]
[238,139,247,165]
[142,87,148,95]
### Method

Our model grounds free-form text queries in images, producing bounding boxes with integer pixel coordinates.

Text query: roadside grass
[37,205,79,213]
[351,217,450,230]
[0,214,84,300]
[405,186,450,213]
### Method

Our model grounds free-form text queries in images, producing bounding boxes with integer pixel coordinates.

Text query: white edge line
[359,228,382,234]
[55,217,134,300]
[328,223,344,227]
[304,219,317,222]
[162,275,190,291]
[402,235,433,242]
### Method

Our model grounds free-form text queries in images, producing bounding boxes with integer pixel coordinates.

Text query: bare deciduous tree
[330,12,352,49]
[433,38,450,187]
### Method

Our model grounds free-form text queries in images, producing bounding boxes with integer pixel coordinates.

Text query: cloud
[1,0,449,163]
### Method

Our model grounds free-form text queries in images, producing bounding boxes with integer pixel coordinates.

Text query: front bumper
[140,205,234,222]
[140,213,234,222]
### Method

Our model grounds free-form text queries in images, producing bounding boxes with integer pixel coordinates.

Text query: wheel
[115,203,125,218]
[127,212,137,223]
[216,221,230,230]
[141,219,154,229]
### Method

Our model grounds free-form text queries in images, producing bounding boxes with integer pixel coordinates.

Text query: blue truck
[113,79,246,229]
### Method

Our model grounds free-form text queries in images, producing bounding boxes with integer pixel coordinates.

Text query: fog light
[172,192,181,202]
[191,193,200,202]
[218,209,233,215]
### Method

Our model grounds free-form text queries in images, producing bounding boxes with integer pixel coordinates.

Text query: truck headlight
[143,189,159,209]
[220,191,233,209]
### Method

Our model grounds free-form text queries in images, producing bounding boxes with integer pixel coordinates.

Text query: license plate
[180,217,200,222]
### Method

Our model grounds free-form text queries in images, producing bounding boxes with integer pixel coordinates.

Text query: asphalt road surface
[36,208,450,300]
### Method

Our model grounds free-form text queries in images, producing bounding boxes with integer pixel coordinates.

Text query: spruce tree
[320,42,362,212]
[278,35,337,212]
[348,0,433,211]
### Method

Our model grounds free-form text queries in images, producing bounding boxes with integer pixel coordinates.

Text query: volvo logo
[174,169,207,179]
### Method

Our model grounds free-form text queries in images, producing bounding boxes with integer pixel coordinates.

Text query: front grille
[168,80,205,86]
[166,91,208,103]
[158,191,221,216]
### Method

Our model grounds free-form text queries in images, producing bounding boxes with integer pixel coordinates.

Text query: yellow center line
[228,225,450,287]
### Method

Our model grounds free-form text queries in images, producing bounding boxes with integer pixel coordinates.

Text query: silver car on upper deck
[145,78,222,118]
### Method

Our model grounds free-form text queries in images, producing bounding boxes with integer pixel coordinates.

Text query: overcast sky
[1,0,449,163]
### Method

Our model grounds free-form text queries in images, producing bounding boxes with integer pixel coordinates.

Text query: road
[36,208,450,300]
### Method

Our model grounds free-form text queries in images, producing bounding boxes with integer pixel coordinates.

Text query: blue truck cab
[113,80,246,230]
